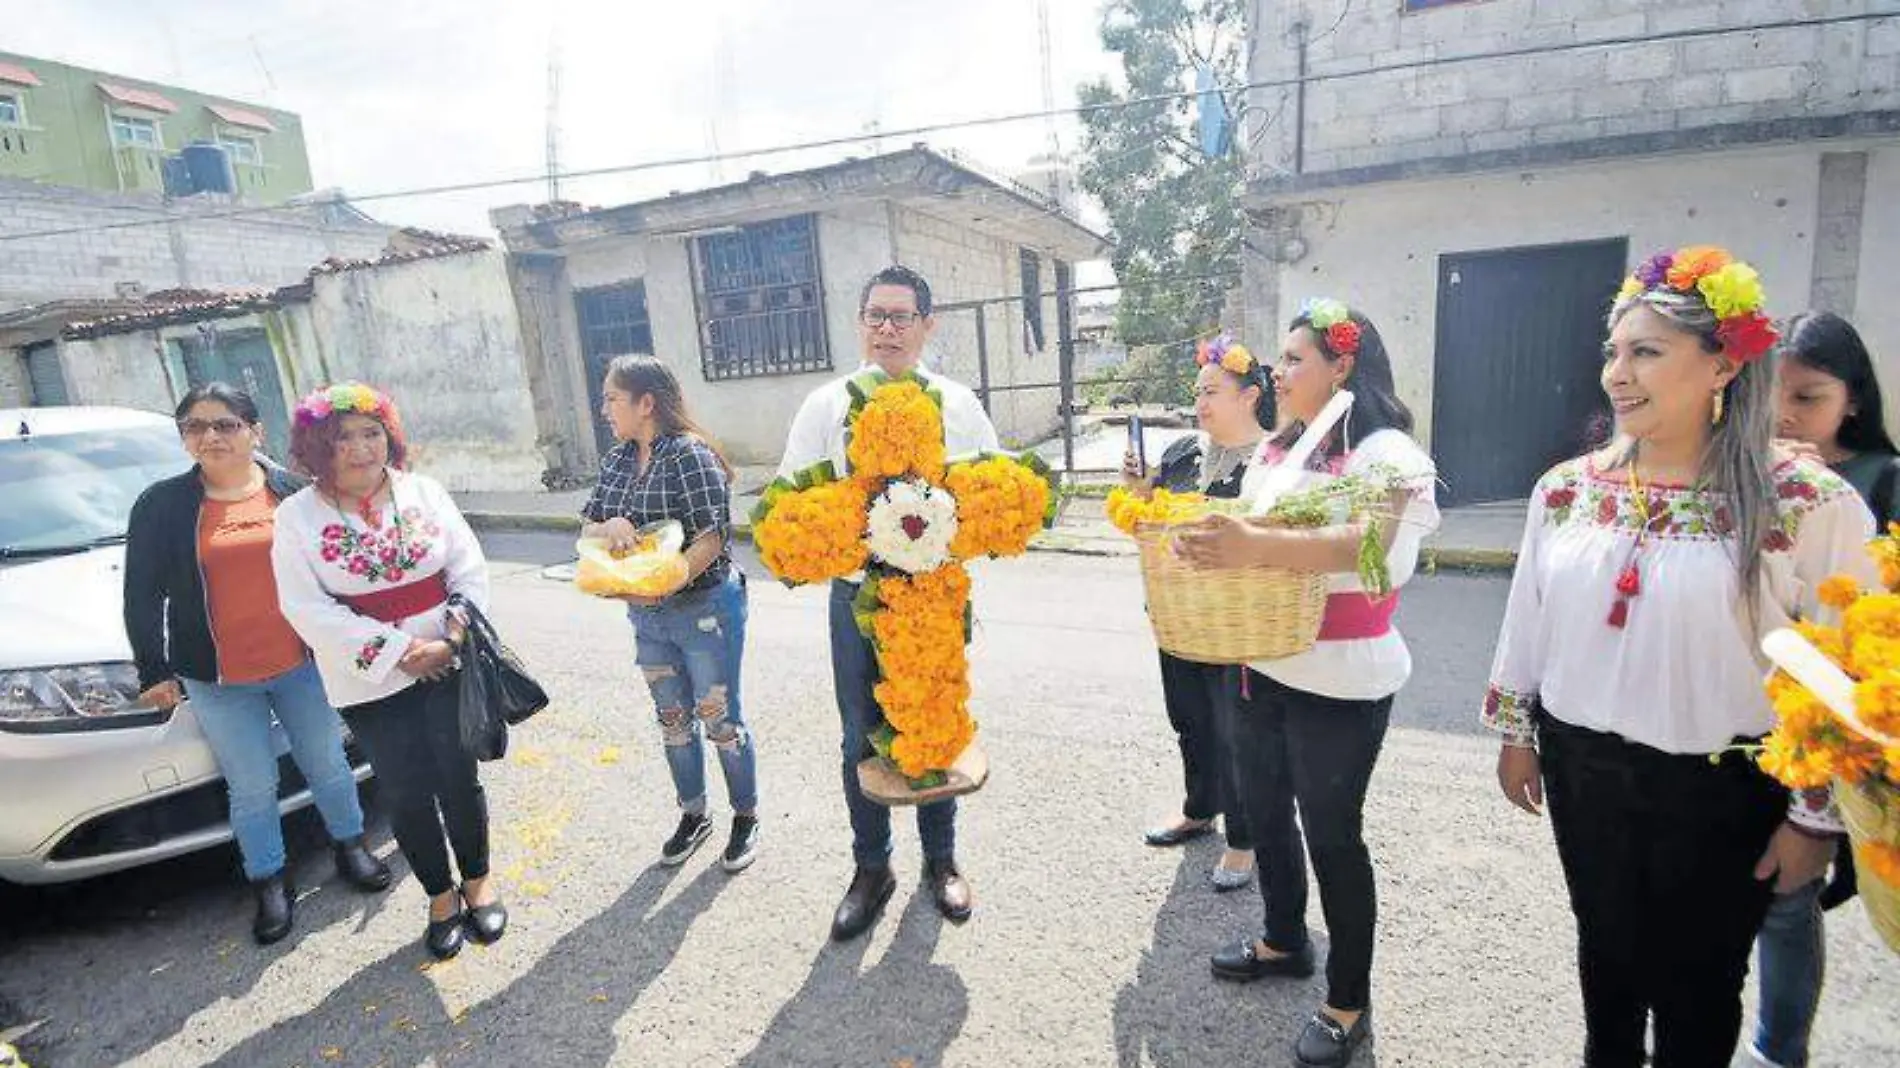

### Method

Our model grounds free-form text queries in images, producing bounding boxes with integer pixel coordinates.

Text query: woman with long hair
[1753,310,1898,1068]
[124,383,390,945]
[580,355,758,872]
[1124,335,1275,890]
[1483,249,1874,1067]
[271,382,504,960]
[1176,300,1440,1068]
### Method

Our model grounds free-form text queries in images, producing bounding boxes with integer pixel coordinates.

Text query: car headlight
[0,663,154,728]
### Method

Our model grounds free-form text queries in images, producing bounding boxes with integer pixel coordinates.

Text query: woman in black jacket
[124,383,389,945]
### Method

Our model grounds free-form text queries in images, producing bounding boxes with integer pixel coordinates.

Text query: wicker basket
[1134,521,1329,664]
[1837,778,1900,953]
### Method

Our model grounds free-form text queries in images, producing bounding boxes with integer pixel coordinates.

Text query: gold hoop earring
[1711,389,1725,426]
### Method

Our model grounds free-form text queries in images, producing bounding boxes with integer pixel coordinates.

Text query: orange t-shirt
[198,490,307,684]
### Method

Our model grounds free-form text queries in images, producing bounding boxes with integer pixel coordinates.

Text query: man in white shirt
[775,265,999,942]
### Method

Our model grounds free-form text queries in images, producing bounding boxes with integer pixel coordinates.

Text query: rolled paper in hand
[1761,627,1900,748]
[1249,390,1355,516]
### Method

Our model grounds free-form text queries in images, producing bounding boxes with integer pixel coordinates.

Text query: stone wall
[0,179,393,311]
[1247,0,1897,182]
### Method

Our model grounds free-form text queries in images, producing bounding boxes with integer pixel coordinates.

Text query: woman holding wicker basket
[1121,334,1276,891]
[1481,247,1878,1068]
[1173,300,1438,1068]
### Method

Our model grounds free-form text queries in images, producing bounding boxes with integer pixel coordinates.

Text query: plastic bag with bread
[574,520,691,598]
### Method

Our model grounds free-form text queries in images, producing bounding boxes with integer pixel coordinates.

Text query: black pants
[1230,668,1390,1012]
[1538,713,1786,1068]
[1158,651,1253,849]
[341,679,490,897]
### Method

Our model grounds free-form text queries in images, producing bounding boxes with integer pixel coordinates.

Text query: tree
[1077,0,1246,354]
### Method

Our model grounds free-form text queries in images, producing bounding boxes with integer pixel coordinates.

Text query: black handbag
[448,594,548,761]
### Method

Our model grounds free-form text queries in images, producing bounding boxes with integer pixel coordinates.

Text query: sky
[5,0,1126,243]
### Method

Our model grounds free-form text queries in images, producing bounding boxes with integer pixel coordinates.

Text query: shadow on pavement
[1111,848,1376,1068]
[204,861,727,1066]
[0,797,402,1068]
[734,891,968,1068]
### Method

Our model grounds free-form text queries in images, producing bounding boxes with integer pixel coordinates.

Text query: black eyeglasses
[859,309,921,329]
[178,417,248,438]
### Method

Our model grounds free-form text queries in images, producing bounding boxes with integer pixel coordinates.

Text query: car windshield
[0,424,191,554]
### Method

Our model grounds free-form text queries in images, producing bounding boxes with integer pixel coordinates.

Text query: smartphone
[1127,414,1147,479]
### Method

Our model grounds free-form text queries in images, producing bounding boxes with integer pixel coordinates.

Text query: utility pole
[1036,0,1062,202]
[545,34,564,203]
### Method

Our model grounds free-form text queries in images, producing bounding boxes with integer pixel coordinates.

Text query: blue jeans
[629,572,758,815]
[829,579,956,868]
[1753,879,1826,1068]
[182,660,365,881]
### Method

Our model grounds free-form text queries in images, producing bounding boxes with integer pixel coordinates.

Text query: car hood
[0,546,131,670]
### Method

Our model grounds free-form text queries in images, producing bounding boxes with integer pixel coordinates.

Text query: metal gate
[1430,239,1627,506]
[24,343,67,406]
[575,281,655,456]
[172,327,293,461]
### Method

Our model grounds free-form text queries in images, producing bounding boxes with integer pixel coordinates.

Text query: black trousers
[1538,713,1786,1068]
[341,679,491,897]
[1230,668,1390,1012]
[1157,651,1253,849]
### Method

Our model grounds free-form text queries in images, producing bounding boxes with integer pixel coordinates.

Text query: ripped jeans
[629,572,757,815]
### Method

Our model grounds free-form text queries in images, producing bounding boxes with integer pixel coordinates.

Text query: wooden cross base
[856,742,990,807]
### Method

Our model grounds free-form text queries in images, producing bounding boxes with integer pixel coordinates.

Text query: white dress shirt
[777,364,1001,479]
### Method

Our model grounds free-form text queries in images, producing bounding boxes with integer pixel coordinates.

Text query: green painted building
[0,52,313,202]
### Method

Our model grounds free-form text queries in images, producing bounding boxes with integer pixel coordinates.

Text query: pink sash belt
[1317,592,1398,641]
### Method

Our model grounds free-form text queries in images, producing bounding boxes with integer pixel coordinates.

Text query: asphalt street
[2,534,1895,1067]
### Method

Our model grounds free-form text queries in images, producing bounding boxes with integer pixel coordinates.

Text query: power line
[0,9,1890,244]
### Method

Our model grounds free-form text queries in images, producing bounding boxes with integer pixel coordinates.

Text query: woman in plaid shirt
[581,355,759,872]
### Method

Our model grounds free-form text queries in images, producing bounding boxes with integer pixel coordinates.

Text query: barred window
[692,214,831,381]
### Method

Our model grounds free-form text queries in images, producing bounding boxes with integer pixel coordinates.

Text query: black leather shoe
[925,857,974,923]
[1293,1008,1371,1067]
[1143,819,1214,847]
[425,910,467,960]
[1209,939,1316,981]
[461,885,508,945]
[829,865,897,942]
[251,872,294,945]
[333,837,392,892]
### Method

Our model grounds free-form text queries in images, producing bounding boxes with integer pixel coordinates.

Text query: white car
[0,406,370,885]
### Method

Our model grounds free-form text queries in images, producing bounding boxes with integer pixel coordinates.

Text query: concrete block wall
[55,334,175,414]
[891,205,1061,449]
[0,350,27,406]
[302,250,543,492]
[1250,141,1900,450]
[1248,0,1894,178]
[0,179,393,311]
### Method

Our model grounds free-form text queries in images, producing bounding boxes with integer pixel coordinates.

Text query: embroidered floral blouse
[1481,455,1877,831]
[271,471,490,709]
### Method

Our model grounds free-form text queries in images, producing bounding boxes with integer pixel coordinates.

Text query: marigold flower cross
[752,371,1057,784]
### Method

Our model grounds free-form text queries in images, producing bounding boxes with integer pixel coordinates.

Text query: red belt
[1316,592,1398,641]
[340,573,449,623]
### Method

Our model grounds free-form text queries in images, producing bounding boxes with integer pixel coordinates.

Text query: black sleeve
[122,488,172,691]
[1873,457,1900,529]
[1153,436,1203,493]
[579,445,623,524]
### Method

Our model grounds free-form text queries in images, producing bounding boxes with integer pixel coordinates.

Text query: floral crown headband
[1195,334,1257,377]
[294,381,398,427]
[1616,245,1777,363]
[1301,298,1362,357]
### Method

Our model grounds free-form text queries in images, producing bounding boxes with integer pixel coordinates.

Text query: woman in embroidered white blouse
[1481,248,1876,1068]
[271,382,505,962]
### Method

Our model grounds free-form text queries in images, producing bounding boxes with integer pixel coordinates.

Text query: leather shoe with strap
[925,857,974,923]
[1294,1008,1371,1067]
[830,865,897,942]
[1210,938,1315,981]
